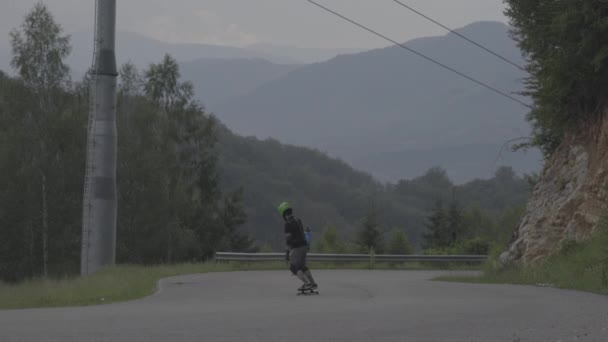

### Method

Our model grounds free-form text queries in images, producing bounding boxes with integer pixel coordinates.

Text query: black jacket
[284,216,307,249]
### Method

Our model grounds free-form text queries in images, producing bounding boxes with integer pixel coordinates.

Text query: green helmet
[277,202,292,217]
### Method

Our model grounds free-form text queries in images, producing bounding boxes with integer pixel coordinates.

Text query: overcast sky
[2,0,508,49]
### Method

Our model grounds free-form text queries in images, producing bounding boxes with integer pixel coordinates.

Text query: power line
[392,0,526,72]
[304,0,532,109]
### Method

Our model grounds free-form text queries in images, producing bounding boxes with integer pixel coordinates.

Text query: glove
[285,249,290,261]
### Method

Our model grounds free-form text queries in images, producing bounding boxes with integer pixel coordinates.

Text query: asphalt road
[1,270,607,342]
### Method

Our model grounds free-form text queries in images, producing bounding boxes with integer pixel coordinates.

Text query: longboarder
[278,202,318,294]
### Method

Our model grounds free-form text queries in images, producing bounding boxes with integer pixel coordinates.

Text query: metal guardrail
[215,252,487,263]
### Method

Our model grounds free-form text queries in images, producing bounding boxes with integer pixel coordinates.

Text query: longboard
[297,288,319,296]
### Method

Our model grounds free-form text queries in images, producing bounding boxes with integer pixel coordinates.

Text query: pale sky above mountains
[2,0,507,49]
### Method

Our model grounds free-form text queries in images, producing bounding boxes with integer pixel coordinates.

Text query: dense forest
[506,0,608,154]
[0,4,533,282]
[220,130,532,253]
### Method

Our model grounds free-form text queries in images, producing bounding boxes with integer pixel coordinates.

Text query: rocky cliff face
[500,118,608,264]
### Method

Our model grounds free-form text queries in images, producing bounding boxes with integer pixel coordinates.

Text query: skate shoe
[297,283,311,291]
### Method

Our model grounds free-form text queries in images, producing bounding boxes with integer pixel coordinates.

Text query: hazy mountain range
[211,21,541,182]
[180,58,300,109]
[0,21,542,183]
[246,43,364,64]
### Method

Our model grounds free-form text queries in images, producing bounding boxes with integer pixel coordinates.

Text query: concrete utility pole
[81,0,118,275]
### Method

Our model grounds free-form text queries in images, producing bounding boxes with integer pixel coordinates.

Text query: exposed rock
[500,118,608,264]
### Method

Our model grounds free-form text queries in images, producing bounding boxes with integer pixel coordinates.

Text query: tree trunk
[41,172,49,278]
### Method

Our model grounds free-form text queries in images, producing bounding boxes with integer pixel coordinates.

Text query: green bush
[387,230,414,255]
[443,217,608,294]
[424,238,490,255]
[454,238,491,255]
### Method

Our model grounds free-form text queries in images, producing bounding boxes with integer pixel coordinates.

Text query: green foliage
[387,230,413,255]
[9,3,71,93]
[461,203,524,251]
[316,226,347,253]
[494,205,525,246]
[0,7,256,280]
[422,183,524,256]
[505,0,608,154]
[393,167,452,207]
[118,62,142,97]
[461,204,495,240]
[115,57,256,264]
[391,166,530,250]
[423,198,449,249]
[144,54,193,110]
[453,238,491,255]
[216,128,390,249]
[217,189,258,253]
[446,196,466,244]
[425,238,490,256]
[356,205,384,254]
[457,167,530,216]
[0,3,85,280]
[445,217,608,294]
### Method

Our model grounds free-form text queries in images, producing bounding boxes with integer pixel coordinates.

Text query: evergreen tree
[388,230,413,255]
[423,198,449,250]
[218,189,257,253]
[356,205,384,254]
[446,193,464,245]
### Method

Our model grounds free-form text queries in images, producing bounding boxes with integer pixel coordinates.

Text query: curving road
[1,270,607,342]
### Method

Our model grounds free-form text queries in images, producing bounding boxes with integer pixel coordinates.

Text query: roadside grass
[0,262,282,310]
[0,260,480,310]
[436,222,608,295]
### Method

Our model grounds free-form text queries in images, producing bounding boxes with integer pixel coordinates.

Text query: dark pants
[289,246,308,274]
